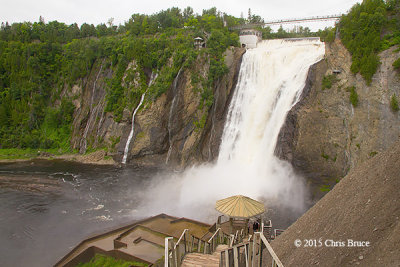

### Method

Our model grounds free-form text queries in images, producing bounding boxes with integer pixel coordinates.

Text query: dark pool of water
[0,160,163,267]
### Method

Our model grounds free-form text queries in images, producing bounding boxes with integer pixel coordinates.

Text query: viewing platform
[56,195,284,266]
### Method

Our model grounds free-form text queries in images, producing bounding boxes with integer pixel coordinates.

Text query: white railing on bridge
[230,14,343,30]
[264,14,342,25]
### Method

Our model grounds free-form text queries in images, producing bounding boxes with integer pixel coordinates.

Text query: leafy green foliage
[347,86,359,107]
[393,57,400,69]
[0,7,240,151]
[390,94,399,112]
[338,0,400,84]
[322,74,338,90]
[258,25,318,39]
[318,27,336,43]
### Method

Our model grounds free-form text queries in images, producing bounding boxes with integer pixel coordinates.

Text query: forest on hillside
[0,0,399,153]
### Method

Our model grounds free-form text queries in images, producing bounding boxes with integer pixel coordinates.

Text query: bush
[339,0,387,84]
[390,94,399,112]
[322,74,338,90]
[393,57,400,69]
[348,86,359,107]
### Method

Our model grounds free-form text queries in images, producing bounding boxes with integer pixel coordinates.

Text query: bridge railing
[165,227,230,267]
[220,232,284,267]
[229,14,343,30]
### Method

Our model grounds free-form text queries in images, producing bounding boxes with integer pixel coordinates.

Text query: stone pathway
[181,245,228,267]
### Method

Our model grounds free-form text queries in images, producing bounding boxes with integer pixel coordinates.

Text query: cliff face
[276,39,400,199]
[67,47,245,167]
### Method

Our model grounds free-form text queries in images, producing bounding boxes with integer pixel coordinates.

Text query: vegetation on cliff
[0,7,239,151]
[339,0,400,84]
[1,1,398,154]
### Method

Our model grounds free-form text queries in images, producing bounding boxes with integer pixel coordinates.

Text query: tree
[80,23,96,38]
[183,7,194,21]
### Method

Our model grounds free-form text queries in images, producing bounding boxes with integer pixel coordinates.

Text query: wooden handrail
[165,237,173,267]
[220,232,284,267]
[208,227,221,242]
[165,226,229,266]
[174,229,188,250]
[258,232,284,267]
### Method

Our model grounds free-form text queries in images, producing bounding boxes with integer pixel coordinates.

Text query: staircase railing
[220,232,284,267]
[165,227,230,267]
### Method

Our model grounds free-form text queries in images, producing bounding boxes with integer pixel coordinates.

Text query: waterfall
[139,39,325,221]
[165,68,183,164]
[80,60,104,154]
[122,72,158,164]
[218,39,324,164]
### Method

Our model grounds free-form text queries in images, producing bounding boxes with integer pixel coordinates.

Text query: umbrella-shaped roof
[215,195,265,218]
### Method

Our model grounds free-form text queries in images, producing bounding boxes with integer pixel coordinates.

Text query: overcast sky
[1,0,362,30]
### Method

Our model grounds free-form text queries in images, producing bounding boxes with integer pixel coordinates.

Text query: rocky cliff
[276,39,400,199]
[66,47,245,167]
[271,138,400,266]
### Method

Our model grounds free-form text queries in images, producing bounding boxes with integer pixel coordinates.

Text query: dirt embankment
[271,138,400,266]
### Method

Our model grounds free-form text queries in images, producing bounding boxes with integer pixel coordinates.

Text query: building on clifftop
[239,29,262,49]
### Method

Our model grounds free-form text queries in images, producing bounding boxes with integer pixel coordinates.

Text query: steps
[181,245,228,267]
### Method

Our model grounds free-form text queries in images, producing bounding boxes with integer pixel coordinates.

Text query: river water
[0,160,162,267]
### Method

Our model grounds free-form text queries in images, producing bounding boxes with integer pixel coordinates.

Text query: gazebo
[215,195,265,235]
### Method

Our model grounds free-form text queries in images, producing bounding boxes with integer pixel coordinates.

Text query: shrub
[390,94,399,112]
[348,86,359,107]
[393,57,400,70]
[322,74,338,90]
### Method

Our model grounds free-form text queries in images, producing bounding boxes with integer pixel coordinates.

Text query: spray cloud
[135,39,325,223]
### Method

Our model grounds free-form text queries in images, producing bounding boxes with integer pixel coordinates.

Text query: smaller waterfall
[122,93,146,164]
[165,68,183,164]
[122,72,158,164]
[80,60,104,153]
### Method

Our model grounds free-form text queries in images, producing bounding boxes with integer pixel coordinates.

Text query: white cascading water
[122,72,158,164]
[80,60,104,153]
[137,39,325,221]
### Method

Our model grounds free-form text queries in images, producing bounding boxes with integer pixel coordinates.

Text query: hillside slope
[271,138,400,266]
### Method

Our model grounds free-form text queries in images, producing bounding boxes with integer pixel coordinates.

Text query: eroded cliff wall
[67,47,245,167]
[276,39,400,199]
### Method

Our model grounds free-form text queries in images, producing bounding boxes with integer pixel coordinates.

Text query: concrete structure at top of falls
[239,29,262,48]
[178,39,326,218]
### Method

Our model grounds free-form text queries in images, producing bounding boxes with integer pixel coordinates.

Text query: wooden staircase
[181,245,228,267]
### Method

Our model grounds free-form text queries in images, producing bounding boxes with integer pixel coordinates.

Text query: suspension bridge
[229,14,342,30]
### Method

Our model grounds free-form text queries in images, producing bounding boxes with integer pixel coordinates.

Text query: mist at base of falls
[135,38,325,226]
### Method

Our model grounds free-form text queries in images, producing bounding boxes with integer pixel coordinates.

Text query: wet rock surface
[276,40,400,201]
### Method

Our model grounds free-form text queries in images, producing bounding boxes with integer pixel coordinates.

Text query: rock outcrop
[67,47,245,167]
[276,39,400,200]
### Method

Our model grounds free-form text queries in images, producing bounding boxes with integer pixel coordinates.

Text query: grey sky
[1,0,362,30]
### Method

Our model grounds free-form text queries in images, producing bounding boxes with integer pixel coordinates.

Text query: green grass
[369,151,378,157]
[321,152,329,161]
[76,254,148,267]
[0,148,68,160]
[320,184,331,192]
